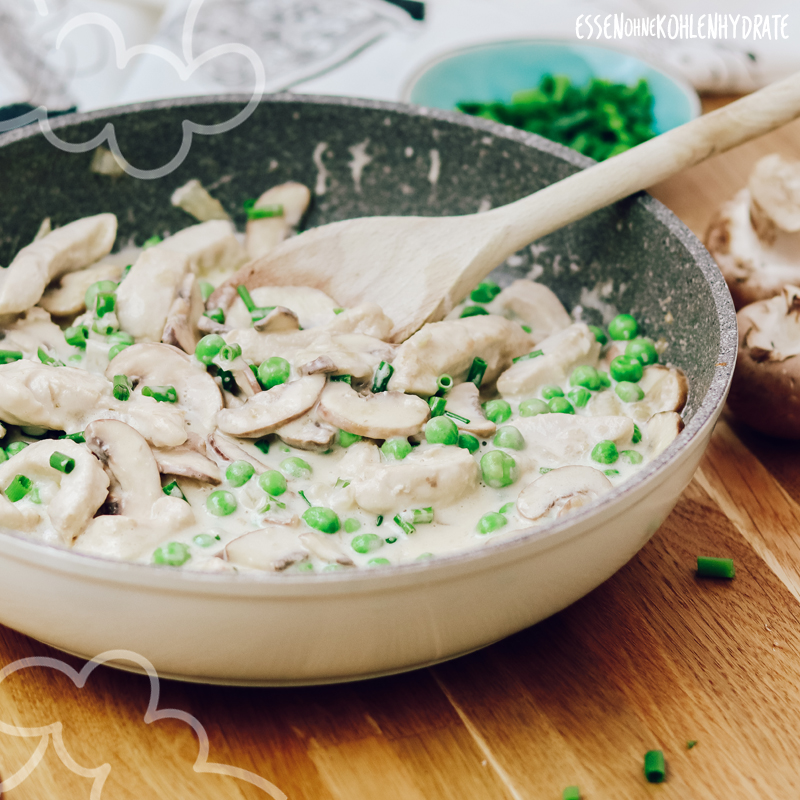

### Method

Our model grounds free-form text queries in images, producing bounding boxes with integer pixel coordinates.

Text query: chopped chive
[38,347,64,367]
[95,291,116,317]
[428,396,446,417]
[539,467,552,474]
[562,787,580,800]
[6,475,32,502]
[644,750,666,783]
[696,556,735,579]
[376,515,383,527]
[198,280,214,301]
[246,203,284,220]
[113,374,133,402]
[122,264,133,279]
[237,284,256,312]
[162,480,188,501]
[218,343,242,363]
[142,235,162,249]
[254,438,270,454]
[208,364,236,393]
[686,740,697,750]
[521,324,532,333]
[204,308,225,324]
[411,507,434,524]
[445,410,470,424]
[49,452,75,474]
[333,307,345,315]
[499,502,515,514]
[298,490,312,507]
[372,361,394,393]
[436,374,453,393]
[385,536,397,544]
[334,477,351,489]
[394,514,415,535]
[0,350,23,364]
[65,325,89,349]
[142,385,178,403]
[460,305,489,318]
[61,431,86,444]
[330,374,352,384]
[512,349,544,364]
[467,357,487,387]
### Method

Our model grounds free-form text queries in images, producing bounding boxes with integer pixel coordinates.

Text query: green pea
[457,432,480,453]
[425,416,459,445]
[615,381,644,403]
[568,387,591,408]
[303,506,340,534]
[257,356,291,390]
[108,331,135,346]
[477,511,507,534]
[470,281,501,303]
[626,337,658,366]
[588,324,608,345]
[591,440,619,464]
[153,542,191,567]
[632,424,642,444]
[605,469,619,476]
[351,533,383,554]
[541,384,564,400]
[620,449,644,464]
[226,460,254,487]
[65,325,89,349]
[108,343,131,361]
[334,430,360,448]
[493,426,525,450]
[570,365,601,390]
[499,501,515,514]
[280,457,312,479]
[368,558,391,566]
[482,399,512,424]
[598,370,611,388]
[608,313,639,341]
[258,470,287,496]
[519,398,550,417]
[195,334,226,365]
[193,533,217,548]
[480,450,517,488]
[460,305,489,318]
[344,518,361,533]
[207,490,237,516]
[84,280,117,312]
[381,437,412,460]
[548,397,575,414]
[610,355,643,383]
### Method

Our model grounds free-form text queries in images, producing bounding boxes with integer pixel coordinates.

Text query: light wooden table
[2,100,800,800]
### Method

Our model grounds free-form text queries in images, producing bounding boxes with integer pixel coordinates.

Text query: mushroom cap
[442,381,496,437]
[152,436,222,484]
[728,286,800,438]
[216,374,326,437]
[517,466,612,521]
[644,411,685,458]
[488,279,572,342]
[161,272,204,355]
[39,259,124,317]
[749,154,800,233]
[224,527,308,571]
[317,381,430,439]
[170,179,231,222]
[274,411,337,451]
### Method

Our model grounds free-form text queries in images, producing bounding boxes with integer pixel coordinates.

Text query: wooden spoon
[220,72,800,342]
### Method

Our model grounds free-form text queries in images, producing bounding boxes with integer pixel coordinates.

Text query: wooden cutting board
[2,101,800,800]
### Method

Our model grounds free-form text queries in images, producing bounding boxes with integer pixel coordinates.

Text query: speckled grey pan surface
[0,93,735,431]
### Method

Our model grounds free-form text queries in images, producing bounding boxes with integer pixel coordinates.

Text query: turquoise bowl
[404,39,700,135]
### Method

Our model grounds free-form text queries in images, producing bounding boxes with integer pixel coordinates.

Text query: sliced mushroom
[348,444,480,514]
[107,343,223,434]
[645,411,684,458]
[157,220,247,280]
[245,181,311,260]
[224,285,340,331]
[516,466,612,521]
[488,280,572,342]
[216,374,326,438]
[317,381,429,439]
[625,365,689,423]
[39,259,124,317]
[299,355,337,376]
[275,411,337,451]
[116,248,190,342]
[0,214,117,316]
[749,154,800,234]
[497,323,601,398]
[584,390,624,417]
[171,179,231,222]
[197,315,230,335]
[99,403,188,449]
[440,381,496,437]
[0,439,109,544]
[299,532,354,566]
[152,434,222,484]
[161,272,204,354]
[208,432,269,473]
[252,306,300,333]
[76,420,194,559]
[515,413,634,465]
[390,315,534,396]
[294,333,395,380]
[728,286,800,438]
[226,355,262,398]
[223,527,308,571]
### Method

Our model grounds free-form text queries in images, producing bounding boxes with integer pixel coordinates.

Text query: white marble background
[1,0,798,113]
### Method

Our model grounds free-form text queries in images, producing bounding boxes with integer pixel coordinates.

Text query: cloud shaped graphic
[5,0,266,179]
[0,649,287,800]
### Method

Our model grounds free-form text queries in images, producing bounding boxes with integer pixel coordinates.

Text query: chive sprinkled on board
[696,556,735,579]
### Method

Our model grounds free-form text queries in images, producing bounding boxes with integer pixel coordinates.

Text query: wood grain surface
[2,99,800,800]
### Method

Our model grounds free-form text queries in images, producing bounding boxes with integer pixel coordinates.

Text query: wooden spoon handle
[491,70,800,256]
